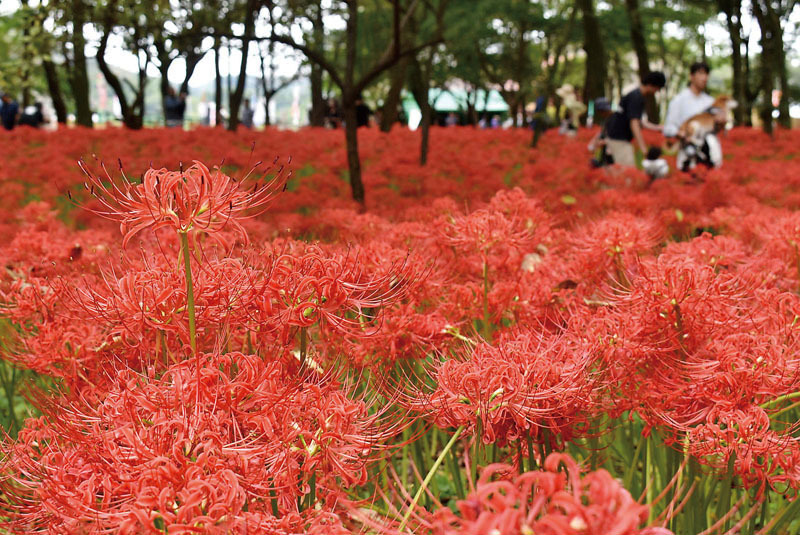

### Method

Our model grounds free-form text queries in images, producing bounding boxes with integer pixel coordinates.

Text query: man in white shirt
[663,62,720,138]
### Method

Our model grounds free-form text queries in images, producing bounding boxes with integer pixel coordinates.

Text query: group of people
[587,61,732,179]
[1,93,46,131]
[323,97,372,129]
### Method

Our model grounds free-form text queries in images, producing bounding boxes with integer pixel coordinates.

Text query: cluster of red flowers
[1,125,800,533]
[434,454,672,535]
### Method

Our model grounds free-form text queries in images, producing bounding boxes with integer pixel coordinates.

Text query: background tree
[624,0,658,120]
[752,0,795,134]
[577,0,607,103]
[95,0,153,129]
[271,0,443,205]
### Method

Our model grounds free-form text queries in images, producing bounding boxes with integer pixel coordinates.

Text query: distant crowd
[0,93,46,131]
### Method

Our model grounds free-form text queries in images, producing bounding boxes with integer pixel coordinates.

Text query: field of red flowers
[1,125,800,534]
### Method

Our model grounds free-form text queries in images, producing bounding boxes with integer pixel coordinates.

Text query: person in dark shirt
[0,93,20,131]
[355,95,371,128]
[240,99,254,128]
[604,71,666,167]
[18,102,45,128]
[164,86,187,128]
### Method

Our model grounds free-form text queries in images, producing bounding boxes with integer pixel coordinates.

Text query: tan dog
[668,95,737,170]
[666,95,737,152]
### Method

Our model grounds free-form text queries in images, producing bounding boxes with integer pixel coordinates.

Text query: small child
[642,147,669,180]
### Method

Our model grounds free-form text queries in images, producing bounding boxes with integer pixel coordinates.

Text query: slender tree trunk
[739,30,756,126]
[625,0,657,121]
[228,0,256,131]
[226,40,233,110]
[97,29,146,129]
[214,37,223,127]
[258,43,273,126]
[720,0,746,124]
[343,0,365,206]
[70,0,92,127]
[408,57,431,164]
[777,33,791,128]
[156,44,172,125]
[180,50,204,95]
[752,1,777,135]
[309,1,326,126]
[380,57,408,132]
[42,60,67,124]
[577,0,606,102]
[343,100,364,204]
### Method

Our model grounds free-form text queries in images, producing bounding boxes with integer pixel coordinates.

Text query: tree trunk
[776,31,790,128]
[180,50,204,95]
[752,0,778,135]
[156,43,172,125]
[258,43,273,126]
[343,0,365,206]
[214,38,223,127]
[742,31,754,126]
[408,57,431,165]
[97,29,145,129]
[42,60,68,124]
[70,0,92,127]
[719,0,746,125]
[228,0,256,132]
[343,99,365,204]
[308,1,326,127]
[625,0,657,121]
[577,0,606,103]
[379,56,408,132]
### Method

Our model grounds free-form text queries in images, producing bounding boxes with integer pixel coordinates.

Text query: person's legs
[605,139,635,167]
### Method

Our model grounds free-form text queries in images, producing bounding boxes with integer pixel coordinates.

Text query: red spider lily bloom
[688,405,800,494]
[77,159,289,248]
[0,352,400,533]
[414,332,597,446]
[434,454,672,535]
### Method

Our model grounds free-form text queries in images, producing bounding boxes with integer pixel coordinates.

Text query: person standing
[603,71,666,167]
[663,62,720,139]
[355,95,371,128]
[325,98,342,128]
[241,100,254,128]
[0,93,20,131]
[164,87,187,128]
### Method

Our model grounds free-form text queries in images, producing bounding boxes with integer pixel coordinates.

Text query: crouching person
[603,72,666,168]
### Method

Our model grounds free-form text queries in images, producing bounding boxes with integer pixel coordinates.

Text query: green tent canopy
[402,88,509,113]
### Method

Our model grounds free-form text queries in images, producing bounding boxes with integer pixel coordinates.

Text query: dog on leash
[668,95,737,172]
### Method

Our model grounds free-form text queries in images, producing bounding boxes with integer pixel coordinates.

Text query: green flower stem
[482,260,491,341]
[180,232,197,355]
[646,432,655,524]
[399,426,464,532]
[760,390,800,410]
[447,437,465,498]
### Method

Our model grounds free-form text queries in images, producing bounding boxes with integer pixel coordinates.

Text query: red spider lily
[687,405,800,494]
[433,454,672,535]
[413,331,597,446]
[440,205,536,265]
[254,242,420,345]
[76,159,289,249]
[0,352,401,533]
